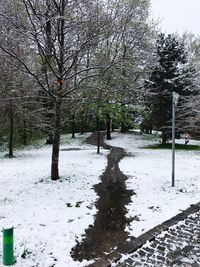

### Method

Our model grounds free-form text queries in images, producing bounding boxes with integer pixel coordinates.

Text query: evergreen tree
[145,33,194,143]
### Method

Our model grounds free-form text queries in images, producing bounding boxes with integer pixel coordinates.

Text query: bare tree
[0,0,112,180]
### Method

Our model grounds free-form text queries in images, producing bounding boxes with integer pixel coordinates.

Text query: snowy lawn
[106,132,200,237]
[0,132,199,267]
[0,134,108,267]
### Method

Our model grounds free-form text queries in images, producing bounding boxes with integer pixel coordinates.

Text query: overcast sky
[150,0,200,35]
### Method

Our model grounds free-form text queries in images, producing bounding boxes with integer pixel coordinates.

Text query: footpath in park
[89,202,200,267]
[84,132,200,267]
[72,131,133,261]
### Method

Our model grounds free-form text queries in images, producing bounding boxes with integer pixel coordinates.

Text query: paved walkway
[90,204,200,267]
[114,211,200,267]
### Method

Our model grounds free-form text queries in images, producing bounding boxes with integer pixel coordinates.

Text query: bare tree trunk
[97,115,100,154]
[51,100,61,180]
[80,112,85,135]
[106,113,111,140]
[71,113,75,138]
[22,119,27,145]
[162,131,168,145]
[9,100,14,157]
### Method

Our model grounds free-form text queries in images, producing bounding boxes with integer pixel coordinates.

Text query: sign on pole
[172,92,179,187]
[173,92,179,107]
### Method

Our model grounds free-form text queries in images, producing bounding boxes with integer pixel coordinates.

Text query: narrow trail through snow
[71,131,134,262]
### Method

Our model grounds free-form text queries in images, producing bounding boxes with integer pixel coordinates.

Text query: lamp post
[172,92,179,187]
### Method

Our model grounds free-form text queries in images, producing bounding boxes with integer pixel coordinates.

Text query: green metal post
[2,227,14,266]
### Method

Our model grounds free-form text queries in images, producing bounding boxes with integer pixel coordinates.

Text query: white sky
[150,0,200,35]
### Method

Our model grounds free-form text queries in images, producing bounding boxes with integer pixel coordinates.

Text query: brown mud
[71,131,134,262]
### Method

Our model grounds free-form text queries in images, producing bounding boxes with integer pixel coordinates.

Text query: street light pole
[172,92,179,187]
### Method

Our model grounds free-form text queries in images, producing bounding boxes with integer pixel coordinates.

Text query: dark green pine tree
[145,33,194,144]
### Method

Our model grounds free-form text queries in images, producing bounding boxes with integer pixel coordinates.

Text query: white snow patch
[106,132,200,237]
[0,133,108,267]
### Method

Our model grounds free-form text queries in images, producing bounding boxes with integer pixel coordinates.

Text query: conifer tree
[145,33,194,143]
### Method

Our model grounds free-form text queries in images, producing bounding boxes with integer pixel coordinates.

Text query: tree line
[0,0,199,180]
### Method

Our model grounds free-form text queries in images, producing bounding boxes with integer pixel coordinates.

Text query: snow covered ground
[0,132,199,266]
[0,134,108,267]
[106,132,200,237]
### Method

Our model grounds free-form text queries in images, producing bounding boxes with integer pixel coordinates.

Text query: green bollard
[2,227,14,266]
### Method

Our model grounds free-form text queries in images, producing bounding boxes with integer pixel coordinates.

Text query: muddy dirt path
[71,132,134,262]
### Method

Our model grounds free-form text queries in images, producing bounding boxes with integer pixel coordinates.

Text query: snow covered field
[0,132,199,266]
[0,134,108,267]
[107,132,200,237]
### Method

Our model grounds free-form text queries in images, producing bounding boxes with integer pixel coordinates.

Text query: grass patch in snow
[143,143,200,150]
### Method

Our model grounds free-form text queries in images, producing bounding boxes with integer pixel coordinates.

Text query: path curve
[71,131,134,262]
